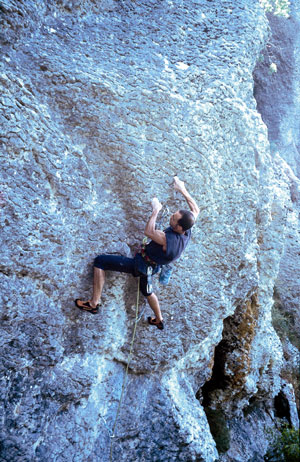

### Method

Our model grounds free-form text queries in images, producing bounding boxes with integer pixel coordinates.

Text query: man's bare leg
[146,293,163,322]
[75,267,105,312]
[90,267,105,308]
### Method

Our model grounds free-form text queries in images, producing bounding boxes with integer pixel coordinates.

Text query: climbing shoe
[75,299,99,315]
[147,317,164,330]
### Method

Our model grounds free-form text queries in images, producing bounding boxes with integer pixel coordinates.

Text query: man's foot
[147,317,164,330]
[75,299,99,315]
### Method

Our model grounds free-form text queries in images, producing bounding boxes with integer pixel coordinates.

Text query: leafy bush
[265,425,300,461]
[259,0,290,17]
[271,303,299,350]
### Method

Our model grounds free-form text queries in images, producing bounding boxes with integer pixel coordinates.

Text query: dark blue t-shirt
[145,227,191,265]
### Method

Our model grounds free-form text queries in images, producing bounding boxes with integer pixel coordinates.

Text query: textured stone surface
[253,0,300,423]
[0,1,298,461]
[254,0,300,339]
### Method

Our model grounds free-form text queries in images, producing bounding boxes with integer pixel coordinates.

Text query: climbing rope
[109,277,141,462]
[108,202,170,460]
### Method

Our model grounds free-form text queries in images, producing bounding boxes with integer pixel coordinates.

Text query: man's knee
[140,278,153,297]
[94,255,105,269]
[141,288,153,297]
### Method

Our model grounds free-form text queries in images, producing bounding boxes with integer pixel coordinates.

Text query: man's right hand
[173,176,200,220]
[174,175,186,193]
[151,197,162,212]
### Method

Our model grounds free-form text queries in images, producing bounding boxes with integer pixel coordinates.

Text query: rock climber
[75,176,199,330]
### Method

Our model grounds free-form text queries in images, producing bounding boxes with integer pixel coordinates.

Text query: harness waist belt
[140,244,157,267]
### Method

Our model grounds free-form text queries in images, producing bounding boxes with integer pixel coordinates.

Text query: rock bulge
[0,1,298,461]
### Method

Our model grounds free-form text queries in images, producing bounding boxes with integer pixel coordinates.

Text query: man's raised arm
[174,176,200,220]
[144,197,167,247]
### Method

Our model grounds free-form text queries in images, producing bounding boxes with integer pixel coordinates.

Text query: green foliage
[265,424,300,462]
[205,408,230,454]
[259,0,290,17]
[271,303,299,350]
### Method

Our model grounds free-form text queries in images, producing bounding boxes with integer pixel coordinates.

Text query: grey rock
[0,1,299,462]
[253,0,300,340]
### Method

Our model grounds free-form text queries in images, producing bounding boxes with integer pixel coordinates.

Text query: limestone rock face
[253,0,300,430]
[0,1,298,461]
[254,0,300,342]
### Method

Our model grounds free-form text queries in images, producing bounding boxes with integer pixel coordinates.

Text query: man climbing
[75,176,199,330]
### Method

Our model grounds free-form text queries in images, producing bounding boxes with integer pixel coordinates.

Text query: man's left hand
[151,197,162,212]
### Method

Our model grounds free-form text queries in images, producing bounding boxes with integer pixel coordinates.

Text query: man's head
[170,209,195,233]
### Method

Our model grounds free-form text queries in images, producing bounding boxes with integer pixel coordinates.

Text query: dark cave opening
[198,307,242,407]
[196,316,234,454]
[197,298,259,454]
[200,338,230,408]
[274,391,292,425]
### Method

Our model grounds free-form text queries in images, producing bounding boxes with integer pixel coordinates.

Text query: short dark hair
[178,210,195,231]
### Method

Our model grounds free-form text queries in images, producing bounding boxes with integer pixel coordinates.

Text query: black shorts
[94,254,152,297]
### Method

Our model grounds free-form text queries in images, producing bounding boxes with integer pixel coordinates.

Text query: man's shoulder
[165,227,191,241]
[164,226,173,233]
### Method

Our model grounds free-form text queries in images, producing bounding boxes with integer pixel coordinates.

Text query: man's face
[170,211,183,231]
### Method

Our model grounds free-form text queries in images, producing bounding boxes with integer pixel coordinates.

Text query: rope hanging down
[109,277,141,462]
[108,202,170,460]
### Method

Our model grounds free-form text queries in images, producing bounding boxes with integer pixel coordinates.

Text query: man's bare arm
[144,198,167,247]
[174,176,200,220]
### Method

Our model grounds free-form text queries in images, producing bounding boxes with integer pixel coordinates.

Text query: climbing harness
[140,241,157,267]
[109,277,141,462]
[139,237,156,293]
[140,206,174,289]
